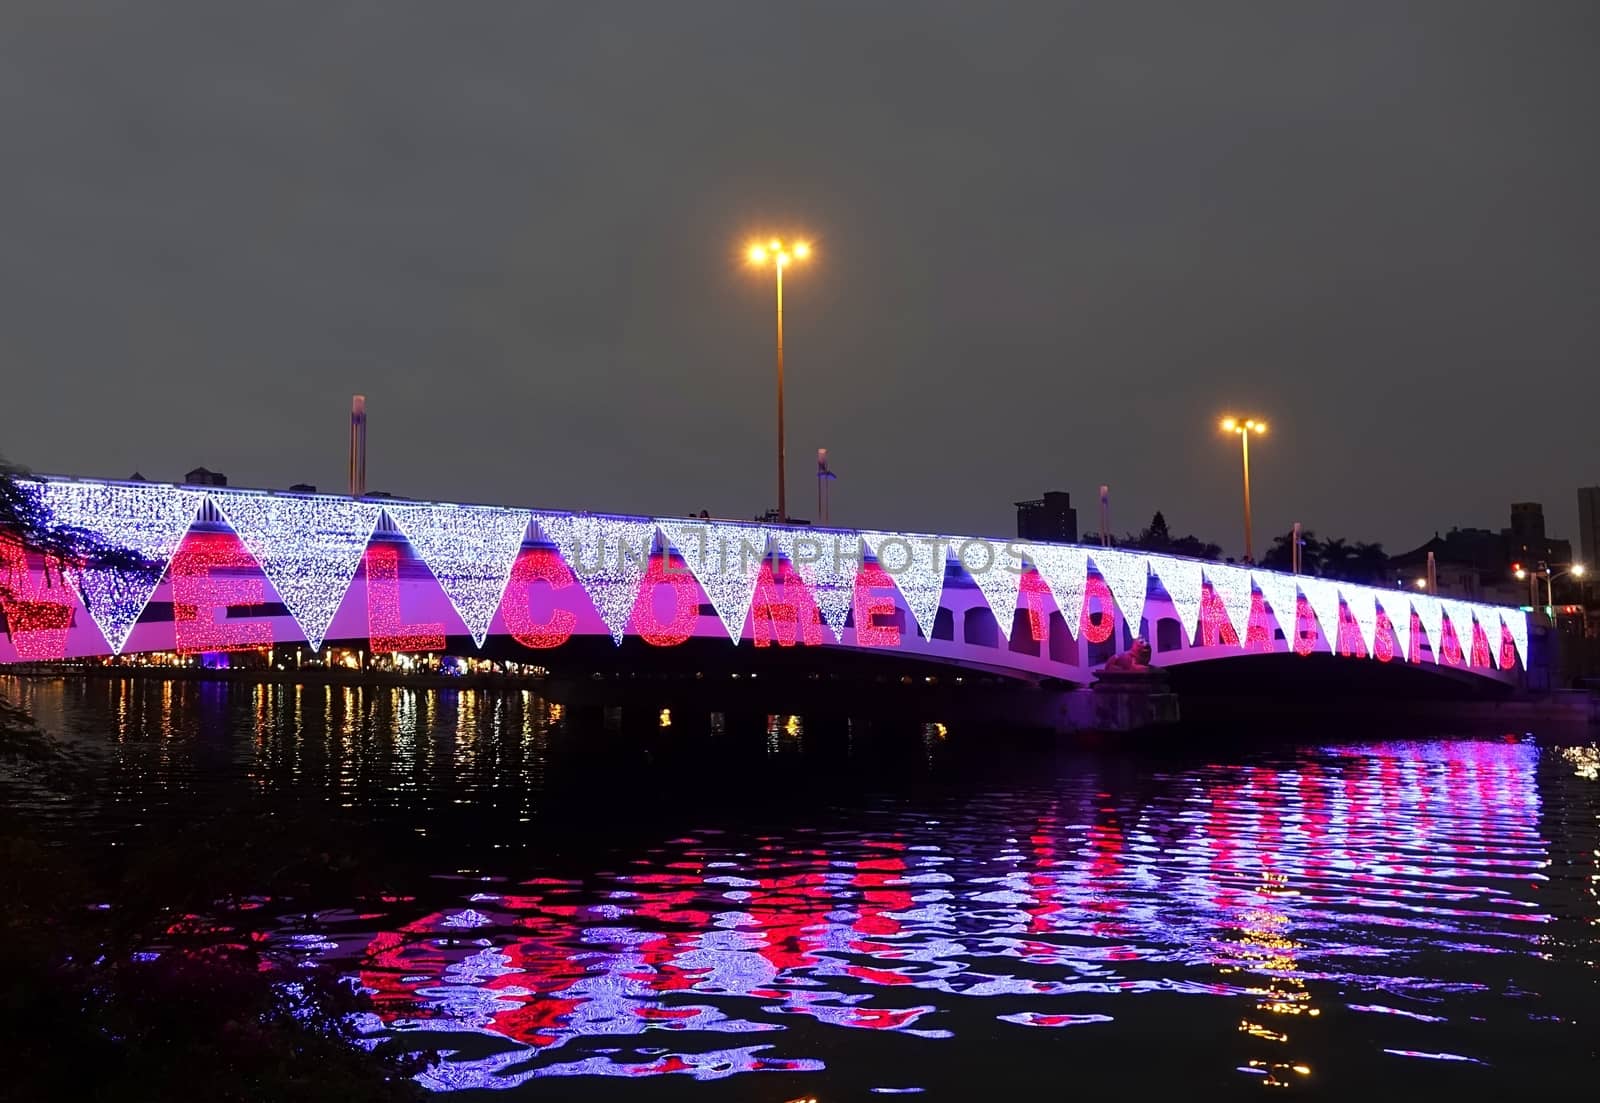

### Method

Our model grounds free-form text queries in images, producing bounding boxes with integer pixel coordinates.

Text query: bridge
[0,476,1526,688]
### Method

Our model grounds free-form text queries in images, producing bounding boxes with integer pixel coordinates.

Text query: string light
[387,503,531,647]
[629,555,699,646]
[1410,593,1445,662]
[1342,586,1379,659]
[1373,611,1396,663]
[1497,618,1517,670]
[1297,577,1343,651]
[1156,558,1205,645]
[1473,606,1504,670]
[1468,619,1493,668]
[657,519,768,643]
[751,559,825,647]
[1253,571,1301,643]
[1502,608,1529,670]
[1293,596,1318,656]
[34,480,203,654]
[1335,602,1367,658]
[1204,564,1255,643]
[766,528,859,642]
[1438,617,1465,667]
[859,531,947,641]
[0,535,74,660]
[502,548,578,649]
[1018,569,1052,643]
[1441,601,1476,669]
[1380,593,1412,662]
[208,491,383,653]
[364,543,445,652]
[536,514,658,644]
[1088,549,1149,630]
[1026,544,1090,636]
[1082,574,1116,645]
[956,537,1025,640]
[1244,591,1274,652]
[1200,584,1241,648]
[852,562,902,648]
[170,532,274,654]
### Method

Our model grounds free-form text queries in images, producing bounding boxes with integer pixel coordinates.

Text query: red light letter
[171,533,273,653]
[0,535,75,660]
[631,555,698,646]
[1373,611,1395,663]
[503,548,577,649]
[1293,597,1318,656]
[1019,569,1052,643]
[853,564,901,648]
[365,544,445,652]
[752,560,823,647]
[1082,575,1116,645]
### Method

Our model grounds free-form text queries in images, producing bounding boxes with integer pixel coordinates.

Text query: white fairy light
[1297,576,1343,652]
[386,503,531,647]
[1026,543,1090,632]
[1089,548,1150,631]
[953,536,1026,639]
[859,531,947,641]
[1441,600,1477,660]
[1342,584,1379,657]
[1203,563,1256,644]
[766,527,859,641]
[1156,558,1205,645]
[1410,592,1444,661]
[1474,604,1504,668]
[1502,607,1529,670]
[536,514,658,644]
[1252,569,1302,641]
[34,480,203,655]
[656,519,768,643]
[208,491,383,653]
[1380,591,1412,661]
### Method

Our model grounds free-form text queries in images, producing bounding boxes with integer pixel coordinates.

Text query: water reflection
[4,676,1596,1096]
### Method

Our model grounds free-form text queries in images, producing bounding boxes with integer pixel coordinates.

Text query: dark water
[4,675,1597,1097]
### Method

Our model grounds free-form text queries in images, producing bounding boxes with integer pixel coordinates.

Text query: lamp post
[746,237,811,523]
[1220,416,1267,562]
[1515,562,1586,622]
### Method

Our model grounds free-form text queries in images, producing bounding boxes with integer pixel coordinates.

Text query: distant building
[1015,491,1077,544]
[1579,486,1600,568]
[288,483,317,494]
[1504,501,1571,568]
[184,467,227,487]
[127,471,147,482]
[1390,502,1575,602]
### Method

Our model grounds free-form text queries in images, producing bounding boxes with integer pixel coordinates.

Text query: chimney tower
[349,395,367,497]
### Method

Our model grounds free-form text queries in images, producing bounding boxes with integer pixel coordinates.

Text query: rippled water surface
[4,676,1597,1097]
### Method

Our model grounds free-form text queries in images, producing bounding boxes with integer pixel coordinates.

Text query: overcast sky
[3,1,1596,556]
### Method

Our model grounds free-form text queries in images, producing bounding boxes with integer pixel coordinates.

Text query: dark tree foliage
[1121,511,1223,561]
[0,454,160,608]
[1259,529,1388,583]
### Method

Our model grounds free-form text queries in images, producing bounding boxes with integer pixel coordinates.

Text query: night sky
[3,2,1596,557]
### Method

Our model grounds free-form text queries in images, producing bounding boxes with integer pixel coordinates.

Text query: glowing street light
[746,236,812,523]
[1220,416,1268,563]
[1513,561,1586,623]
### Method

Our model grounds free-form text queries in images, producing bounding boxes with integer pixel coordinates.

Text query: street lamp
[746,237,812,523]
[1219,416,1267,562]
[1514,561,1586,622]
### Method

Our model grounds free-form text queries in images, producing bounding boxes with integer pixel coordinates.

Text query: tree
[1,454,157,609]
[1258,527,1385,582]
[1121,511,1222,560]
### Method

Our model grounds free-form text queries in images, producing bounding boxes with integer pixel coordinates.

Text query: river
[3,674,1596,1097]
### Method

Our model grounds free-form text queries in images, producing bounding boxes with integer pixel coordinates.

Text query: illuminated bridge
[0,476,1526,688]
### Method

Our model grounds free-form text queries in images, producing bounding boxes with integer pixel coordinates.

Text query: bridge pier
[1058,670,1181,735]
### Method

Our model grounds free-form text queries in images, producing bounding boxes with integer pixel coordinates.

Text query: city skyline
[2,2,1596,556]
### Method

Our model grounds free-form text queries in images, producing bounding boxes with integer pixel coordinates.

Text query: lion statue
[1103,637,1152,672]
